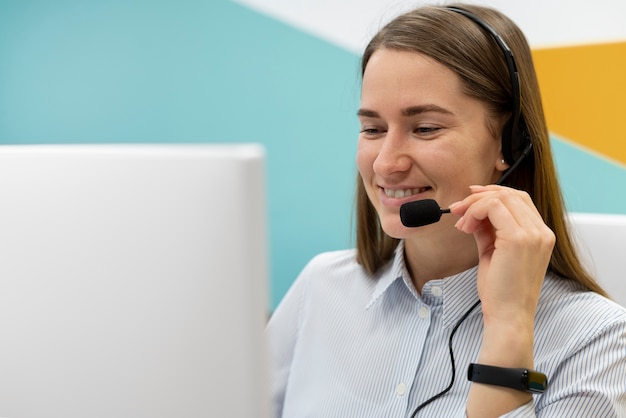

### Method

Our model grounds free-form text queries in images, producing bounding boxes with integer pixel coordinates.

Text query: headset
[447,6,533,183]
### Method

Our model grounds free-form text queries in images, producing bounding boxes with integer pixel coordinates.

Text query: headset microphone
[400,199,450,227]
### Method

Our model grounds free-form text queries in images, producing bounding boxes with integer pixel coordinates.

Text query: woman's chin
[380,219,422,240]
[380,216,456,240]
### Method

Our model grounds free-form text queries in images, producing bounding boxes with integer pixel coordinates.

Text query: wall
[1,0,625,309]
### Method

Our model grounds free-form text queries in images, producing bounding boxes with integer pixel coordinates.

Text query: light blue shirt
[267,241,626,417]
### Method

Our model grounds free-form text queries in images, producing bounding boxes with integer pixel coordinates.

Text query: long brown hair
[355,3,607,296]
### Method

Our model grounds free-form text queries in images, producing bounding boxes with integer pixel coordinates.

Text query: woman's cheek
[356,140,377,178]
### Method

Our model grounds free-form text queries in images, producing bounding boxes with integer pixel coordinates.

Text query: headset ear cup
[512,116,532,163]
[503,116,532,165]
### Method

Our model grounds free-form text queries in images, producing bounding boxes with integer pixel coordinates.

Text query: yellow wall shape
[532,41,626,166]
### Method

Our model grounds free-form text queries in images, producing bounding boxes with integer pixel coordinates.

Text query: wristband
[467,363,548,394]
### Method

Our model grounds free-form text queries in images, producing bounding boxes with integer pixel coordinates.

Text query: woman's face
[357,48,506,239]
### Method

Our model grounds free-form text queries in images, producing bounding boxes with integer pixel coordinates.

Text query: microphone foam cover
[400,199,443,227]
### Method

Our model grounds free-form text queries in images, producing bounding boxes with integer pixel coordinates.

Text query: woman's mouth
[383,186,431,199]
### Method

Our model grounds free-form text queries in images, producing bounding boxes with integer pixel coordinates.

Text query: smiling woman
[356,49,504,260]
[267,3,626,418]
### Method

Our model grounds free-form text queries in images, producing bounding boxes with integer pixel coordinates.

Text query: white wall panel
[233,0,626,52]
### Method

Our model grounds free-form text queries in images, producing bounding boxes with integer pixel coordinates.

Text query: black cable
[409,299,482,417]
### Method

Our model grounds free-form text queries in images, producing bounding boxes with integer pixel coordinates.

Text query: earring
[501,159,506,164]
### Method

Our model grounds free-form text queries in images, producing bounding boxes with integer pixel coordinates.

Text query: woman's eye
[414,126,441,135]
[360,127,385,136]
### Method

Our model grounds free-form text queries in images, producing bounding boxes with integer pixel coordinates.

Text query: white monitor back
[568,212,626,307]
[0,144,270,418]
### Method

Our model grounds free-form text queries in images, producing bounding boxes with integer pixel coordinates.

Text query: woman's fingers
[448,185,555,321]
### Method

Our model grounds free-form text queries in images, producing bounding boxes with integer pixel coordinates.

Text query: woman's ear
[496,156,509,172]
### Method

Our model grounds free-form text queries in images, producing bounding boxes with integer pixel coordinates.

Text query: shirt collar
[365,240,481,329]
[366,241,409,310]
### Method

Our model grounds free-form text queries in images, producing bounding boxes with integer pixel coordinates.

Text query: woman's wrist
[478,321,534,368]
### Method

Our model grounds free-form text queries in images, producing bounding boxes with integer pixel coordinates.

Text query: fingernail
[454,216,465,229]
[448,201,461,210]
[469,185,485,191]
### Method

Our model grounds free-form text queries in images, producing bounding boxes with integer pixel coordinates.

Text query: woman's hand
[449,184,556,417]
[449,184,555,327]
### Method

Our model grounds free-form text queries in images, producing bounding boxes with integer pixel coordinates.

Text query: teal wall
[552,137,626,215]
[1,0,624,309]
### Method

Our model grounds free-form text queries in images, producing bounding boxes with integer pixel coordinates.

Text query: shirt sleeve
[266,270,310,418]
[468,319,626,418]
[472,307,626,418]
[533,315,626,417]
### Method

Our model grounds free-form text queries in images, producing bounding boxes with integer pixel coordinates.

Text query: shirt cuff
[497,400,535,418]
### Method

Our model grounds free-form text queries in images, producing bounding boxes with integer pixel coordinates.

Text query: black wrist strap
[467,363,548,394]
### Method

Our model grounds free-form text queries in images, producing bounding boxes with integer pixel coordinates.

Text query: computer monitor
[0,144,270,418]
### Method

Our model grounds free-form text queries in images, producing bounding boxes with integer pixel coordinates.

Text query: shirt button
[396,382,407,396]
[418,306,429,318]
[431,286,443,297]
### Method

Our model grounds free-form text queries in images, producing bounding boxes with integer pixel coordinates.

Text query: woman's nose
[372,130,413,176]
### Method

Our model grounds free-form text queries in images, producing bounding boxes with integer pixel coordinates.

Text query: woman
[267,4,626,417]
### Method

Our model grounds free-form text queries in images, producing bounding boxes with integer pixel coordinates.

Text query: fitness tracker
[467,363,548,394]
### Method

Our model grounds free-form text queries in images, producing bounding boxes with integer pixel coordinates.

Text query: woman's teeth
[384,187,429,198]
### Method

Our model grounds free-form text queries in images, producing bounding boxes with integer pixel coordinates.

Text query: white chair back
[568,213,626,307]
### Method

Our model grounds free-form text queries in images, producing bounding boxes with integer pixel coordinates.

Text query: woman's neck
[403,227,478,293]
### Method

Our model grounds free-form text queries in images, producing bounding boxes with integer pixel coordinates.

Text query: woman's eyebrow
[357,104,455,118]
[402,104,454,117]
[356,108,379,118]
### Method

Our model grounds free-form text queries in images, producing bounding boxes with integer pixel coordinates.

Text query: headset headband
[446,6,532,172]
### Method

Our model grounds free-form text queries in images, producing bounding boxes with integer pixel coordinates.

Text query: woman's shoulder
[300,248,362,277]
[274,248,376,322]
[537,273,626,342]
[294,248,379,300]
[540,274,626,316]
